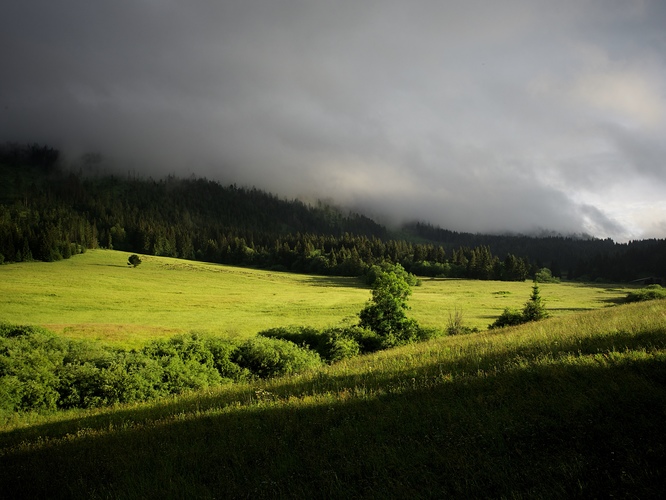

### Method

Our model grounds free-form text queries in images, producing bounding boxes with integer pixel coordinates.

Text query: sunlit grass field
[1,299,665,498]
[0,250,367,346]
[0,249,633,347]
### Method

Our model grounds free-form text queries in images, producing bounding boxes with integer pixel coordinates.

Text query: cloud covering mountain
[2,0,665,241]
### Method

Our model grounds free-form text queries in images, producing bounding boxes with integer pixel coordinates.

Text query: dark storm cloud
[2,0,665,240]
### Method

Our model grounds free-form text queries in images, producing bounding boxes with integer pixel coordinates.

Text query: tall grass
[1,300,665,498]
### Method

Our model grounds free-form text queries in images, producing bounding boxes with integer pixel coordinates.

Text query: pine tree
[522,281,548,321]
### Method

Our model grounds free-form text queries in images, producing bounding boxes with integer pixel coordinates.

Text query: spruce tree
[522,281,548,321]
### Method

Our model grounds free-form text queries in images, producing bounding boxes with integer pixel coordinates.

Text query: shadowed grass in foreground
[1,301,665,498]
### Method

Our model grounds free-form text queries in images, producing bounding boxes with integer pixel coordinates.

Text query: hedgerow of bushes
[0,324,325,414]
[1,320,444,414]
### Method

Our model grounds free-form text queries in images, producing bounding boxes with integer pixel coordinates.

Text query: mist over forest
[2,141,665,283]
[2,1,666,242]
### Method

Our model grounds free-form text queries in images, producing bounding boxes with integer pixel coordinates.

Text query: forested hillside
[1,142,664,282]
[402,222,666,282]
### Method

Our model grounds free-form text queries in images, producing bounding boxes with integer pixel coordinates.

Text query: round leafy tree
[359,264,419,344]
[127,254,142,267]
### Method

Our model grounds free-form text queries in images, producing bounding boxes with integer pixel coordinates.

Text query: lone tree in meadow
[522,281,549,321]
[128,254,142,268]
[359,263,420,345]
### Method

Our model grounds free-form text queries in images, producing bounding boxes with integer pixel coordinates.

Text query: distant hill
[1,142,664,282]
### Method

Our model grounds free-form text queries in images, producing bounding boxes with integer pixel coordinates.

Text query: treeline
[0,145,532,280]
[1,142,664,282]
[403,222,666,282]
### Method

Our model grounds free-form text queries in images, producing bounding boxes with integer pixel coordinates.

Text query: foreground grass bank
[1,300,664,498]
[0,250,632,346]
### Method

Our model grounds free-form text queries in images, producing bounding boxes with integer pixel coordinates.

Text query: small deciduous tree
[128,254,142,267]
[359,264,419,345]
[535,267,560,283]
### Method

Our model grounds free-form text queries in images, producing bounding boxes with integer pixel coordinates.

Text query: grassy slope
[0,250,368,346]
[1,300,665,498]
[0,250,632,347]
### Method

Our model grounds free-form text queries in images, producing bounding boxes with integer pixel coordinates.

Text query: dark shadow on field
[548,307,594,312]
[2,327,666,498]
[302,275,368,289]
[563,282,637,290]
[601,296,629,305]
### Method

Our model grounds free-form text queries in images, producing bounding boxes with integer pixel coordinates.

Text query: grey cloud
[579,204,629,241]
[603,125,666,183]
[2,0,666,241]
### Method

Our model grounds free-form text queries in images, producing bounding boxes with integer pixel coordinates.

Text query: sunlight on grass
[410,278,632,331]
[0,250,634,347]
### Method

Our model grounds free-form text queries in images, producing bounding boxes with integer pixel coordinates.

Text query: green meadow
[0,249,631,347]
[2,250,664,498]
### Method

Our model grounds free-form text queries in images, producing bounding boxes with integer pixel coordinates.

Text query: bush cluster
[489,282,549,329]
[624,284,666,303]
[2,317,448,415]
[259,323,443,362]
[0,324,325,414]
[259,325,381,362]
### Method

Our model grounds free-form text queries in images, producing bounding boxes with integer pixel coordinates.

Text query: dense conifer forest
[1,142,664,282]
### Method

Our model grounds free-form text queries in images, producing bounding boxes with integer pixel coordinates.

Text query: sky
[2,1,666,242]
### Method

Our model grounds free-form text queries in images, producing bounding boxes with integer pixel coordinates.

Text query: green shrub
[142,333,223,393]
[535,267,560,283]
[365,262,420,287]
[415,326,448,341]
[489,307,525,329]
[232,337,323,379]
[160,356,222,393]
[359,265,420,344]
[258,326,326,355]
[56,348,168,409]
[0,375,23,414]
[625,285,666,303]
[105,352,165,403]
[0,324,66,412]
[326,334,361,362]
[343,326,382,354]
[204,337,251,382]
[56,362,108,409]
[378,319,422,348]
[261,326,385,363]
[143,333,214,365]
